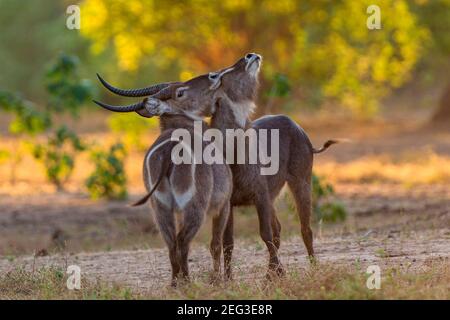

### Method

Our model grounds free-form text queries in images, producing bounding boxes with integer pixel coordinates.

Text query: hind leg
[255,195,284,278]
[223,207,234,280]
[152,200,179,286]
[288,177,315,258]
[176,202,205,281]
[210,202,230,283]
[272,214,281,250]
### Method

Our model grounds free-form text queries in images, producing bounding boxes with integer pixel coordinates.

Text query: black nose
[246,53,254,59]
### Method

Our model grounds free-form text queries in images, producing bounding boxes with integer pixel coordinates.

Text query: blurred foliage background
[0,0,448,119]
[0,0,449,201]
[80,0,429,116]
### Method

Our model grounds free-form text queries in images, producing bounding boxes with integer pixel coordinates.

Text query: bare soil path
[0,229,448,292]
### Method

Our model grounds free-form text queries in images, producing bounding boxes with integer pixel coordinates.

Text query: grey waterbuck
[208,54,337,277]
[94,76,232,286]
[94,53,337,279]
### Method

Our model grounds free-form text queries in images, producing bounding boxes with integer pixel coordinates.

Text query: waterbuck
[208,54,337,277]
[94,54,337,279]
[94,77,232,286]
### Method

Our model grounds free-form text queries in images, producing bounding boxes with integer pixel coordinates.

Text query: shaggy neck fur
[213,92,256,129]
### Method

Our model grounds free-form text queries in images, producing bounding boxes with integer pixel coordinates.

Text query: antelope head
[93,53,262,119]
[94,73,218,119]
[210,52,261,104]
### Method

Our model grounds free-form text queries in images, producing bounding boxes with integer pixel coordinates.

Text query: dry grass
[1,261,448,300]
[316,151,450,186]
[2,134,450,196]
[0,266,134,300]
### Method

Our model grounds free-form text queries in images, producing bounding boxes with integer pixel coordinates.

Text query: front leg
[223,207,234,280]
[210,202,230,284]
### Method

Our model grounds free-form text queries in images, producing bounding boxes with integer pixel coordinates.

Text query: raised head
[210,52,261,103]
[139,53,262,119]
[93,53,262,119]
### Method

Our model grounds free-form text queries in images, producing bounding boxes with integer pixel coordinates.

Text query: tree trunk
[430,83,450,128]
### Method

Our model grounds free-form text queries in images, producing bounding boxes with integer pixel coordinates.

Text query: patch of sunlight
[316,152,450,186]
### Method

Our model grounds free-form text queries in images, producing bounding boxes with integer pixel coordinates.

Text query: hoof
[209,272,222,285]
[170,275,189,288]
[308,255,318,266]
[224,273,233,282]
[266,263,285,280]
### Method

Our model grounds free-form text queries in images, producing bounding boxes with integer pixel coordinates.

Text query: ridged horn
[93,100,145,112]
[96,73,173,97]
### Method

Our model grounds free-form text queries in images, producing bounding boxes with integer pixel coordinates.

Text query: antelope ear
[208,72,221,90]
[208,67,235,90]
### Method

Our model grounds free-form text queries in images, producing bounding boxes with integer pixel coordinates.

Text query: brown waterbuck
[94,77,232,286]
[94,53,337,279]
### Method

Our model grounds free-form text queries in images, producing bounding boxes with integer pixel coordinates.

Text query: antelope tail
[312,140,339,154]
[130,159,172,207]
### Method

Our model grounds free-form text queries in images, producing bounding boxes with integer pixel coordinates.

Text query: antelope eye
[176,89,185,98]
[209,73,218,80]
[175,86,189,99]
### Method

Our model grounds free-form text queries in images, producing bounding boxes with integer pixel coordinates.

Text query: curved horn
[96,73,173,97]
[93,100,145,112]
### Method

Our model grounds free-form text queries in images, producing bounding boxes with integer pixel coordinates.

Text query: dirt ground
[0,229,448,292]
[0,120,449,293]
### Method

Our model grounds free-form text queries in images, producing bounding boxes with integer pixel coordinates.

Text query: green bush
[316,202,347,223]
[267,73,291,98]
[85,143,127,200]
[108,113,158,151]
[33,126,85,190]
[312,173,347,223]
[45,54,93,115]
[1,54,93,189]
[0,149,10,164]
[0,90,51,135]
